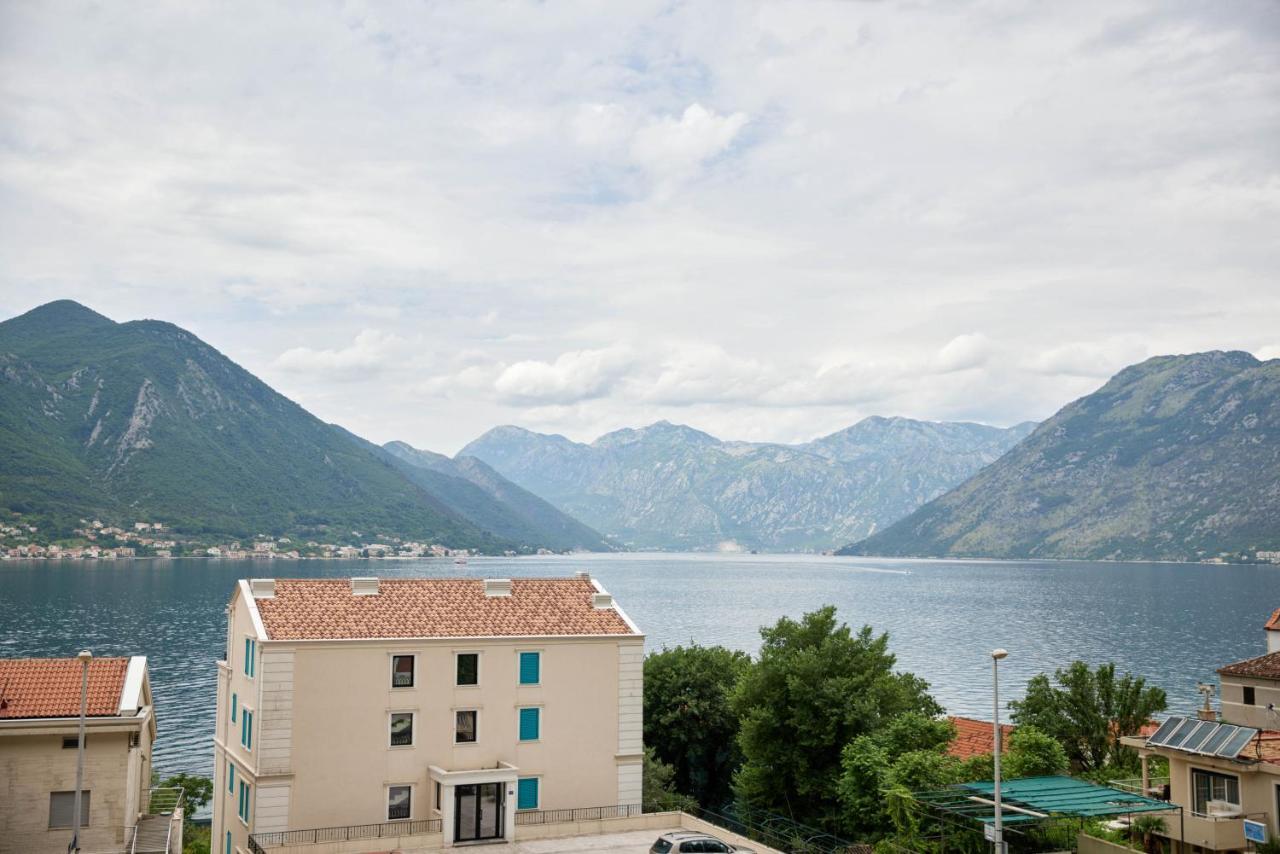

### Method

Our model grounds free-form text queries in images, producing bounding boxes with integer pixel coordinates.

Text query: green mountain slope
[0,300,526,550]
[460,418,1035,551]
[841,351,1280,561]
[381,441,612,551]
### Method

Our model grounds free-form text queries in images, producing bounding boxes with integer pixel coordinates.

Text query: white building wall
[616,640,644,806]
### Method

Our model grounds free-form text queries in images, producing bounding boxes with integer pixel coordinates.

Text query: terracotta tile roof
[0,658,129,719]
[947,716,1014,759]
[1266,608,1280,632]
[252,577,639,640]
[1218,651,1280,680]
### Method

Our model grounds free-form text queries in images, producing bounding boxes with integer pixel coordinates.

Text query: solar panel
[1164,717,1201,749]
[1146,717,1183,746]
[1199,725,1236,755]
[1181,720,1218,753]
[1218,727,1258,758]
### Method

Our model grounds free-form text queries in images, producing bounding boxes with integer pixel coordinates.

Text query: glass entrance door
[455,782,503,842]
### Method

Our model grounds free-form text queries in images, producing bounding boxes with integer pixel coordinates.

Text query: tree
[1002,726,1069,779]
[643,747,697,812]
[644,644,751,808]
[157,772,213,812]
[733,607,941,830]
[1009,662,1166,772]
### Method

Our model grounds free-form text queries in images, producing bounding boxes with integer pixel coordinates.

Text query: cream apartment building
[211,574,643,853]
[0,656,156,854]
[1123,609,1280,853]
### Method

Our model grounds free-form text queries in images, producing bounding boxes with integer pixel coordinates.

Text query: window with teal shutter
[241,710,253,750]
[226,830,232,854]
[519,651,540,685]
[517,777,539,810]
[227,760,234,793]
[518,707,540,741]
[231,692,237,723]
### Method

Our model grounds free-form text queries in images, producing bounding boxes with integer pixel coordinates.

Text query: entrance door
[455,783,504,842]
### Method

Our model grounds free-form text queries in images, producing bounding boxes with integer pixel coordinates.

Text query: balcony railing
[514,804,644,825]
[1108,777,1171,800]
[248,818,443,852]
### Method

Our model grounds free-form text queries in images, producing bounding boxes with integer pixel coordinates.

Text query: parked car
[650,831,755,853]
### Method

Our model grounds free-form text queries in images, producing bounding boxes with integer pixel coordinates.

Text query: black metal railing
[514,803,645,825]
[249,817,442,850]
[685,804,860,854]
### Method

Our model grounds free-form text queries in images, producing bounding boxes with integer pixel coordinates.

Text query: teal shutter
[231,692,237,723]
[244,638,250,675]
[517,777,539,810]
[226,830,232,854]
[519,707,540,741]
[519,652,540,685]
[245,711,253,749]
[227,760,234,793]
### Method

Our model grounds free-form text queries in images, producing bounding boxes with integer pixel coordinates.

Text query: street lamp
[991,648,1009,854]
[70,649,91,854]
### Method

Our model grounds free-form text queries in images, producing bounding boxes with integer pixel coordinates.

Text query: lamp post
[991,648,1008,854]
[70,649,91,854]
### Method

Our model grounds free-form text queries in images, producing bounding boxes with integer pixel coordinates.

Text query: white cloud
[1257,345,1280,362]
[1,2,1277,452]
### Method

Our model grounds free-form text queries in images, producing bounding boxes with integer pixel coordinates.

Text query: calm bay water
[2,553,1278,778]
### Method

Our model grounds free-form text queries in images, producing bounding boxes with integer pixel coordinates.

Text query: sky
[1,1,1278,455]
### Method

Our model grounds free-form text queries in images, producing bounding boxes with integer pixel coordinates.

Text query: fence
[514,803,645,825]
[248,817,443,852]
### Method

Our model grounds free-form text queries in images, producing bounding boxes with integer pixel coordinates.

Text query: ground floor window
[517,777,539,810]
[48,791,90,828]
[388,785,411,820]
[1192,768,1240,814]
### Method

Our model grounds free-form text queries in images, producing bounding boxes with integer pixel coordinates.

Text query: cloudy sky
[2,1,1277,453]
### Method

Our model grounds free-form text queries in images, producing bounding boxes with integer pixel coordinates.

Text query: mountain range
[840,351,1280,562]
[0,300,606,552]
[459,417,1036,550]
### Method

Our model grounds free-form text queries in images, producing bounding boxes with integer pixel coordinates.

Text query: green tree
[644,644,751,808]
[157,773,214,813]
[733,607,941,830]
[1002,726,1069,778]
[1009,662,1166,772]
[643,747,697,812]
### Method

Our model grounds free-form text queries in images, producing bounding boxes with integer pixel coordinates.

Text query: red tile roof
[1218,651,1280,680]
[1266,608,1280,632]
[947,716,1014,759]
[0,658,129,719]
[252,577,638,640]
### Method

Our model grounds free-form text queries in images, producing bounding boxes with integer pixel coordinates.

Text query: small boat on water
[454,556,468,565]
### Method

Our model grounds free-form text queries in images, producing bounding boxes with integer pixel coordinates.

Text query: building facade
[0,656,156,854]
[211,574,643,853]
[1124,609,1280,853]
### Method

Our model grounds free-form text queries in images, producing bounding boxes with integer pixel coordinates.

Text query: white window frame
[516,775,541,811]
[386,783,414,822]
[454,707,480,745]
[1190,766,1241,815]
[433,780,443,815]
[240,703,255,753]
[454,650,481,687]
[389,653,417,690]
[238,779,252,826]
[388,710,416,749]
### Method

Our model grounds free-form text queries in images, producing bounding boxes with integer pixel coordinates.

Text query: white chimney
[575,570,590,580]
[484,578,512,597]
[249,578,275,599]
[592,592,614,609]
[351,577,380,596]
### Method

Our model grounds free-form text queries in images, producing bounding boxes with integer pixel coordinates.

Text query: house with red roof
[946,716,1013,760]
[211,575,644,853]
[0,655,161,853]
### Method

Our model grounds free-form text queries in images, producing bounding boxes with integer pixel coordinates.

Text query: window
[227,760,234,793]
[387,785,411,820]
[392,655,415,688]
[237,779,251,823]
[652,841,673,854]
[434,781,442,813]
[455,709,477,743]
[48,791,90,828]
[519,707,540,741]
[456,653,479,686]
[516,777,539,810]
[231,692,237,723]
[1244,686,1256,706]
[519,651,540,685]
[241,709,253,751]
[243,637,255,677]
[225,830,232,854]
[390,712,414,747]
[61,736,83,749]
[1192,769,1240,814]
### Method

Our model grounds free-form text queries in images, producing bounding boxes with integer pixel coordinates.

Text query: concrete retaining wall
[1079,833,1141,854]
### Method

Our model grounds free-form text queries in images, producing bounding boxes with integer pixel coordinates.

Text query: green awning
[913,775,1176,824]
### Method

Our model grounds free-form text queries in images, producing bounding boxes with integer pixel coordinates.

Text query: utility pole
[69,649,91,854]
[991,649,1009,854]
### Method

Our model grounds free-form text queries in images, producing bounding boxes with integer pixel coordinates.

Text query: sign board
[984,825,1001,843]
[1244,819,1267,844]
